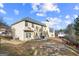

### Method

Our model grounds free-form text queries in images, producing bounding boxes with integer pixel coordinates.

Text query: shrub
[64,36,69,40]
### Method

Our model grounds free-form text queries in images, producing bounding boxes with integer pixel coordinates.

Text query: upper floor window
[36,26,38,31]
[25,22,28,26]
[32,24,34,28]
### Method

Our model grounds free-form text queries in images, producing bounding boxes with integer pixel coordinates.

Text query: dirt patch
[0,39,79,56]
[1,39,25,45]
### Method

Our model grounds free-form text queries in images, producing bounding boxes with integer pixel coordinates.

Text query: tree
[74,16,79,45]
[0,17,9,28]
[0,17,5,23]
[58,29,64,32]
[64,24,76,44]
[65,24,74,34]
[74,16,79,36]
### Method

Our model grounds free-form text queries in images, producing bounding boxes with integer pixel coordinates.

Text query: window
[25,22,28,26]
[29,33,31,37]
[26,32,31,38]
[26,32,28,38]
[32,24,34,28]
[36,26,38,31]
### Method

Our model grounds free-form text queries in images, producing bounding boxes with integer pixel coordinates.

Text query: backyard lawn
[0,38,79,56]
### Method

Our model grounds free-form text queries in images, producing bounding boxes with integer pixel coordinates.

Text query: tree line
[58,16,79,46]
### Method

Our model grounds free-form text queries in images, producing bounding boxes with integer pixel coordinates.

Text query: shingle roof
[0,22,10,29]
[12,17,46,27]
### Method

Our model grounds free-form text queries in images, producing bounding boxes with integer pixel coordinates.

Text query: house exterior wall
[11,20,51,41]
[24,32,34,41]
[49,31,55,37]
[45,22,55,38]
[11,21,25,41]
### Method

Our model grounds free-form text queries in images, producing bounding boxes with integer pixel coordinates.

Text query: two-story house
[0,23,12,37]
[11,17,49,41]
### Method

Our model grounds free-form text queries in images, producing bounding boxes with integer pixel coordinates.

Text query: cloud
[0,3,6,14]
[3,17,14,25]
[65,15,70,19]
[31,3,60,16]
[65,20,72,25]
[73,14,78,18]
[47,17,61,25]
[3,17,13,21]
[36,13,45,16]
[31,3,40,12]
[42,3,60,13]
[65,14,74,25]
[42,17,62,28]
[0,3,4,8]
[74,5,79,10]
[14,9,19,15]
[0,9,6,14]
[42,16,74,30]
[65,14,78,25]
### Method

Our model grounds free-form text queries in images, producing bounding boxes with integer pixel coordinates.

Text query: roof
[0,22,11,30]
[11,17,46,27]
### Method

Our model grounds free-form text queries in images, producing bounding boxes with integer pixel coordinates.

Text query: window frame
[32,24,34,28]
[25,32,31,38]
[25,22,28,26]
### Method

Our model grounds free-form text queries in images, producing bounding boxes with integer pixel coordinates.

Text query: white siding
[11,21,25,41]
[11,20,51,41]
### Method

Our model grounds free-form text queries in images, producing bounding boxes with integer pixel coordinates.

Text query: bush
[76,39,79,44]
[64,36,69,40]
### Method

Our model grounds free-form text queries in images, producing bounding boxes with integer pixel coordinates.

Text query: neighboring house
[58,32,66,38]
[0,24,12,37]
[11,17,50,41]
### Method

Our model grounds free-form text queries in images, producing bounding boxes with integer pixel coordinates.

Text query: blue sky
[0,3,79,30]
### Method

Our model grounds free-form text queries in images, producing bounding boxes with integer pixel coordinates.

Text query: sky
[0,3,79,30]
